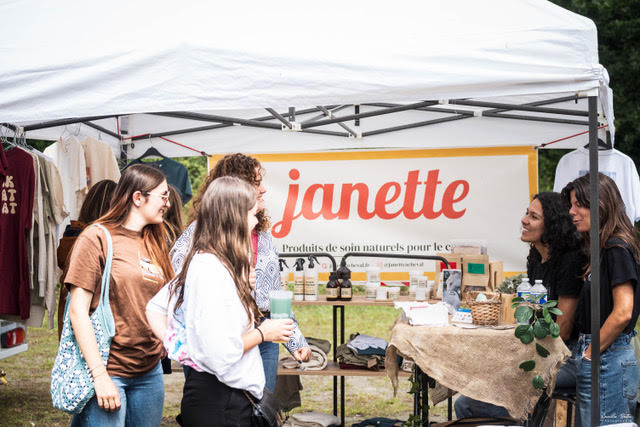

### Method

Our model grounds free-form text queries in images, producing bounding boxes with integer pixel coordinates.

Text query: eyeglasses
[145,190,170,204]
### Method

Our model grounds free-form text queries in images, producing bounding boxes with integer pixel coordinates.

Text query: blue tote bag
[51,224,116,414]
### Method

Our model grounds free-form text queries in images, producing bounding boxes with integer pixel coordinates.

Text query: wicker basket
[463,291,502,326]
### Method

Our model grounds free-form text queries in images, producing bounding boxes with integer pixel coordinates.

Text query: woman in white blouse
[147,176,294,425]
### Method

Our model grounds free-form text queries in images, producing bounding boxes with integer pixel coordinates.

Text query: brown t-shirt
[64,224,165,377]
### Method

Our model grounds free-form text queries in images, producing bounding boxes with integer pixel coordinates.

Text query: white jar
[366,267,381,283]
[415,287,427,301]
[376,286,388,301]
[409,271,422,288]
[388,286,400,300]
[417,276,428,289]
[365,282,378,299]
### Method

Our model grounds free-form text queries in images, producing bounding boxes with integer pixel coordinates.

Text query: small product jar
[415,287,427,301]
[366,267,381,283]
[365,282,378,299]
[375,286,388,301]
[388,286,400,300]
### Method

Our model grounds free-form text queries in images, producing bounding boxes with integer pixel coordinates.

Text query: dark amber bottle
[340,271,353,301]
[326,272,340,301]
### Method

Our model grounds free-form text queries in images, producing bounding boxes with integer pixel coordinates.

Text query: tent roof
[0,0,612,155]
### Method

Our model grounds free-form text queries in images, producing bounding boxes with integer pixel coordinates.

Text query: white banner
[245,147,537,279]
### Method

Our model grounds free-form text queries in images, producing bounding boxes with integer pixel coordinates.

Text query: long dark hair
[171,176,260,325]
[561,173,640,264]
[526,192,585,275]
[97,164,174,281]
[190,153,269,232]
[78,179,117,224]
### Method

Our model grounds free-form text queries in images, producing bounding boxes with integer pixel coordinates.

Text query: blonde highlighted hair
[171,176,259,324]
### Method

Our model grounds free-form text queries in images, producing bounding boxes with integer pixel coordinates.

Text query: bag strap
[61,224,114,320]
[243,389,257,408]
[93,224,113,308]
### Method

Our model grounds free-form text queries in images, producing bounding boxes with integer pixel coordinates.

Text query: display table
[386,320,572,421]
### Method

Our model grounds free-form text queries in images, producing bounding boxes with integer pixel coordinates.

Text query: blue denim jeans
[74,362,164,427]
[259,340,279,392]
[575,332,638,426]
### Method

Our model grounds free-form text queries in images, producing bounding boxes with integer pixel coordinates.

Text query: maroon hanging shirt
[0,146,35,318]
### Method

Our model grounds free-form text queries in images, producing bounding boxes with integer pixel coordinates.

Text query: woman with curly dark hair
[455,192,586,421]
[522,192,586,343]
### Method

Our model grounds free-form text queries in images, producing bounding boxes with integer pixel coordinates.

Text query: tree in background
[542,0,640,189]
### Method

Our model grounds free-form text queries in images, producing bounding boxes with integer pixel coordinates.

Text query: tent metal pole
[587,95,600,425]
[130,123,233,140]
[449,100,588,117]
[302,105,350,124]
[265,108,293,129]
[301,100,439,129]
[288,107,295,121]
[82,121,121,139]
[316,106,358,137]
[362,114,468,137]
[482,112,589,126]
[155,111,283,129]
[21,114,117,131]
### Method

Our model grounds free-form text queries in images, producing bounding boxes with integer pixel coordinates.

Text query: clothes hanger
[136,140,166,161]
[583,131,612,150]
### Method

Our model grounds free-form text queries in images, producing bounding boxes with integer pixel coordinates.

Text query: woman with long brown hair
[149,176,294,425]
[561,173,640,426]
[64,164,173,426]
[169,153,311,391]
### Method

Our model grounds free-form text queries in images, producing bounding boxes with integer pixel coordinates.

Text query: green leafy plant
[512,296,563,389]
[497,273,525,294]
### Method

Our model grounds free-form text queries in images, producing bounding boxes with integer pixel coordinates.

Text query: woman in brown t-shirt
[64,164,174,426]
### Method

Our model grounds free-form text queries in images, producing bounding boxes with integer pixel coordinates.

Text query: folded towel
[280,344,328,371]
[284,411,341,426]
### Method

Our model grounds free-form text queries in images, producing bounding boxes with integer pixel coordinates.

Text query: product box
[488,261,504,291]
[500,293,517,324]
[435,253,462,298]
[461,254,490,293]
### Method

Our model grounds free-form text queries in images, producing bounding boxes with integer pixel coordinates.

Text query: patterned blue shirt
[170,222,308,353]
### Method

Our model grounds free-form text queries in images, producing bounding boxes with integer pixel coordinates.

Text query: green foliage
[532,375,545,390]
[513,298,563,389]
[519,360,536,372]
[497,273,525,294]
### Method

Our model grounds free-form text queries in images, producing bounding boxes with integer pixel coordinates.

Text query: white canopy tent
[0,0,612,423]
[0,0,612,157]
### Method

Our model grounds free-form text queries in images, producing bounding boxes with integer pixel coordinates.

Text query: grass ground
[0,302,451,426]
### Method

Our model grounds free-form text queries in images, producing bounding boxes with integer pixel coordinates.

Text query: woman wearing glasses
[63,164,174,426]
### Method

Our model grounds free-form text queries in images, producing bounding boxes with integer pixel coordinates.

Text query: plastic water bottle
[516,277,532,301]
[531,279,548,304]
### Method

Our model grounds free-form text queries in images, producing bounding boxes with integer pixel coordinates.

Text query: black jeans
[180,369,252,426]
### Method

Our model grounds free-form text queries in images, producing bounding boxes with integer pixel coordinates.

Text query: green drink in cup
[269,290,292,343]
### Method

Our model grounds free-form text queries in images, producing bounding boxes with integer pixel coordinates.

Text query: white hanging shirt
[43,137,88,224]
[553,148,640,223]
[79,137,121,187]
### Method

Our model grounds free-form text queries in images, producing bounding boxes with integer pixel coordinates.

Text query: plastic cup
[269,290,292,343]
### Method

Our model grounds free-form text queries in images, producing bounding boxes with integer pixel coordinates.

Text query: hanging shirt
[553,148,640,223]
[126,157,192,204]
[79,137,120,187]
[43,137,87,224]
[0,146,35,318]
